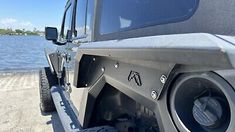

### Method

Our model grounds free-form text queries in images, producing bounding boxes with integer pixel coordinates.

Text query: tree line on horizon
[0,28,44,36]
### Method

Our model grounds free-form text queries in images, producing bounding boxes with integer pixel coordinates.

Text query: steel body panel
[75,33,235,71]
[74,57,178,131]
[71,33,235,131]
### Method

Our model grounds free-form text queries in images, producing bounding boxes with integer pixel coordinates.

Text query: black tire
[39,67,58,112]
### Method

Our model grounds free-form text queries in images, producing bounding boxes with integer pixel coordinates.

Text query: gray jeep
[39,0,235,131]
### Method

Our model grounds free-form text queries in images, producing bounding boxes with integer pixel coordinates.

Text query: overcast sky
[0,0,67,31]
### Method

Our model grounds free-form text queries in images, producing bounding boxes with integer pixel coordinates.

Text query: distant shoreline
[0,28,44,36]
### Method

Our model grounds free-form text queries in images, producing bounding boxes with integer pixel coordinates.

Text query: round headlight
[169,72,232,132]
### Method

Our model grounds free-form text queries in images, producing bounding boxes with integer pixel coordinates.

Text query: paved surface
[0,71,64,132]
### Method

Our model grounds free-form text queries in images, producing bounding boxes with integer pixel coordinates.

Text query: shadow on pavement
[41,111,64,132]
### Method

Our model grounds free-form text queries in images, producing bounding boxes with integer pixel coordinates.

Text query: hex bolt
[101,67,105,72]
[160,75,167,84]
[151,91,158,100]
[114,63,119,68]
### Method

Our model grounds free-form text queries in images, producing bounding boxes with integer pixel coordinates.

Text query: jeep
[40,0,235,131]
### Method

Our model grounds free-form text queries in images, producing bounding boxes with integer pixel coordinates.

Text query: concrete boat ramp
[0,71,63,132]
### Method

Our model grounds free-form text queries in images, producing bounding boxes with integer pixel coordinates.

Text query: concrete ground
[0,71,68,132]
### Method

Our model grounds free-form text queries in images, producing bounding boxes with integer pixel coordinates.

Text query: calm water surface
[0,36,56,71]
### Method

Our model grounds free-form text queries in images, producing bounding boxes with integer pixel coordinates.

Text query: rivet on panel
[160,75,167,84]
[101,67,105,72]
[114,63,119,68]
[151,91,158,100]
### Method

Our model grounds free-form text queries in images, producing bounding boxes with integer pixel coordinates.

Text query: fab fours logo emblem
[128,70,142,86]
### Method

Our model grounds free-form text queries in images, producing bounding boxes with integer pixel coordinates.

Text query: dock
[0,71,64,132]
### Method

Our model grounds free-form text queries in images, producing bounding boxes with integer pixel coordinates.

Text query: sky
[0,0,67,31]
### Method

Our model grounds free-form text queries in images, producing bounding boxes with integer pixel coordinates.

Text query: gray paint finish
[77,33,235,68]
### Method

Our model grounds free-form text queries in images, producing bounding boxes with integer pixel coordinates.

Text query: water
[0,36,56,72]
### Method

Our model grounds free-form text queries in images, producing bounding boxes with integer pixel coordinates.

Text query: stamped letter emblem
[128,71,142,86]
